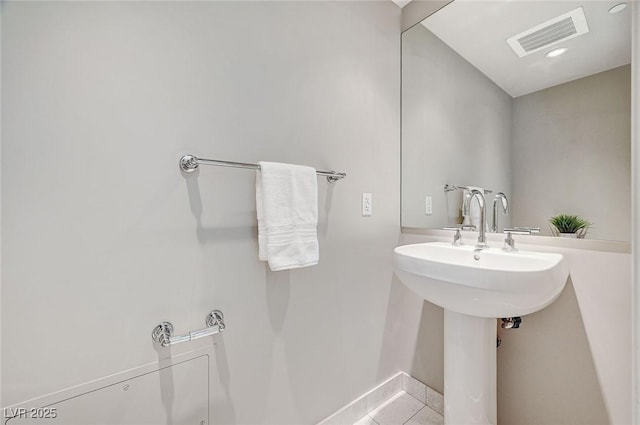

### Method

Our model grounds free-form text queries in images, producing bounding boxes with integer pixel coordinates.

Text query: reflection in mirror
[401,0,631,241]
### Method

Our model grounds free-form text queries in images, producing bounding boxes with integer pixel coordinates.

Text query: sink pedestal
[444,310,496,425]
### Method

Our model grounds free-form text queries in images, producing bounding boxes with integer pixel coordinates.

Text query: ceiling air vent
[507,7,589,58]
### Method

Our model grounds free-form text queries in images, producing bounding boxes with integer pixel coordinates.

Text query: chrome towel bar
[152,310,225,348]
[444,184,493,194]
[179,155,347,183]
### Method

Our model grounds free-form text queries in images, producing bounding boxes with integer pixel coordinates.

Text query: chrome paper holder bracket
[152,310,225,348]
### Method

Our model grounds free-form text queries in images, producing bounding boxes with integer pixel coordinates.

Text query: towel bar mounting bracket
[180,155,199,173]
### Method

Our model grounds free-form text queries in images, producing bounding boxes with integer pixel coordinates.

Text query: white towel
[463,186,486,230]
[256,161,319,271]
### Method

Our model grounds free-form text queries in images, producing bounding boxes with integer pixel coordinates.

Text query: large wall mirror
[401,0,631,241]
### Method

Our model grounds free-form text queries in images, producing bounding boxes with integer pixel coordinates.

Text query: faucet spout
[492,192,509,232]
[463,189,488,249]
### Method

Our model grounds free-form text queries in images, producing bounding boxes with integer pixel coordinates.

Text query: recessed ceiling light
[545,47,568,58]
[609,3,627,13]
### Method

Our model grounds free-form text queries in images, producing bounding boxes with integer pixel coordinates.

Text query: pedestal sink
[393,242,569,425]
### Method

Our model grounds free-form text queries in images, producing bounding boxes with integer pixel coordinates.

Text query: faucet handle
[503,231,518,252]
[442,225,476,231]
[504,226,540,235]
[517,226,540,234]
[503,227,540,235]
[442,226,462,245]
[452,229,463,246]
[442,227,464,246]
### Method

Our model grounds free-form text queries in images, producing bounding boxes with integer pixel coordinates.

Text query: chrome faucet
[463,189,488,250]
[492,192,509,232]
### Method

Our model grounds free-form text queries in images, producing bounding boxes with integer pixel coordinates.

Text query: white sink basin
[393,242,569,318]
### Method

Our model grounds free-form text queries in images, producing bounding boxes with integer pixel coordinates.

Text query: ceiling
[400,0,631,98]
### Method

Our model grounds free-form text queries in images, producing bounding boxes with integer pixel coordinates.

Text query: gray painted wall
[1,2,409,423]
[402,24,513,230]
[511,65,631,241]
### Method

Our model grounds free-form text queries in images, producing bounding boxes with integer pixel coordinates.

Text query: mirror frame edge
[630,1,639,423]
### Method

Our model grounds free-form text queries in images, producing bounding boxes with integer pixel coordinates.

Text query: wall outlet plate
[362,193,372,216]
[426,196,433,215]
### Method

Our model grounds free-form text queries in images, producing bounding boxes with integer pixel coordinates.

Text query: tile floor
[353,391,443,425]
[316,372,443,425]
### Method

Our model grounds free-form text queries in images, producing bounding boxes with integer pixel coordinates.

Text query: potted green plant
[549,214,592,239]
